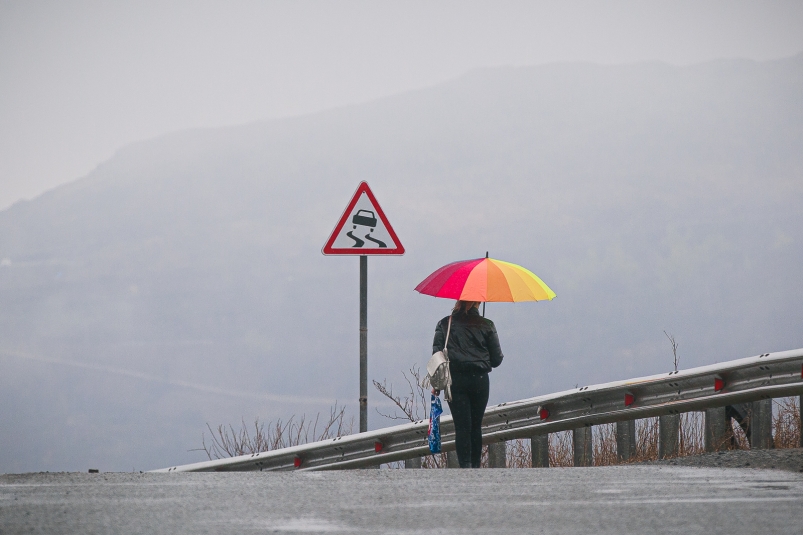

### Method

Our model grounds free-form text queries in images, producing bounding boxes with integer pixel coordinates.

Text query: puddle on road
[260,518,354,532]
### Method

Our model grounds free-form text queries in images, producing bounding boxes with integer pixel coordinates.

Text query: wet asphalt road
[2,466,802,534]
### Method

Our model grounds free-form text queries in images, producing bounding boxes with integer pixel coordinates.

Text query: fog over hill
[1,55,802,472]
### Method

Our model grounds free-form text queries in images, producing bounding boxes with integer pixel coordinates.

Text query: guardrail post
[404,457,422,469]
[446,450,459,468]
[749,398,773,449]
[658,414,679,459]
[616,420,636,462]
[488,442,506,468]
[573,426,592,467]
[704,407,729,452]
[531,434,549,468]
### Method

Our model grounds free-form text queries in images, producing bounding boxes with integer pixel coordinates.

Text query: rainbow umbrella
[414,256,556,302]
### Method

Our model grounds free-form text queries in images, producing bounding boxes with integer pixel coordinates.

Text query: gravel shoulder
[640,447,803,472]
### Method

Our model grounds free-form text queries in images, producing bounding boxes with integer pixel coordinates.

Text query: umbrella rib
[495,260,555,301]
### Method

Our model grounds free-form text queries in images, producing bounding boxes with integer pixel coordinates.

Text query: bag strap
[444,315,453,353]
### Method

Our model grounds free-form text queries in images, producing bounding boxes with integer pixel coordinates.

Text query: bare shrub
[200,403,353,460]
[373,365,448,468]
[373,365,431,423]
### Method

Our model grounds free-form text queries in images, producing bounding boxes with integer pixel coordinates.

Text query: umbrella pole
[359,255,368,433]
[483,251,488,317]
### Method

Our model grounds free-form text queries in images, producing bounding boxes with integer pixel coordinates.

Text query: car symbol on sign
[352,210,377,229]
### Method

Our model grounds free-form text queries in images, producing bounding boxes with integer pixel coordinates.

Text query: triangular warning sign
[322,182,405,255]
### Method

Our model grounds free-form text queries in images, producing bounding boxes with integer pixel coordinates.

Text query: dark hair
[452,300,480,314]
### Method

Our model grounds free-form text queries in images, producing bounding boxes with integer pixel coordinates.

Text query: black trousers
[447,372,490,468]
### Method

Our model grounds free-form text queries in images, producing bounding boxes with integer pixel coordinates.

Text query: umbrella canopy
[414,257,556,302]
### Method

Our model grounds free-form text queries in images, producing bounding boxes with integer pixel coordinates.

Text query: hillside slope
[1,55,801,472]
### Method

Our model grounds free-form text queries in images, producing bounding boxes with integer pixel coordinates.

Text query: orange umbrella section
[414,257,556,302]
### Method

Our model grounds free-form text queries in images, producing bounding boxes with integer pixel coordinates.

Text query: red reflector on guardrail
[624,393,635,406]
[293,456,302,468]
[714,376,724,392]
[374,441,383,453]
[539,407,549,420]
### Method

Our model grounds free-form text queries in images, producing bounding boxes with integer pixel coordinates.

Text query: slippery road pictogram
[346,231,365,247]
[364,234,386,248]
[346,209,386,248]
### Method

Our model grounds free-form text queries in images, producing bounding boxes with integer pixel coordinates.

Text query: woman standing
[432,300,504,468]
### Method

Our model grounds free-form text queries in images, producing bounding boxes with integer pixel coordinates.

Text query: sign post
[359,255,367,432]
[322,182,404,433]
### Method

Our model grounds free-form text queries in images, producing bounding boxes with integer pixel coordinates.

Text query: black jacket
[432,308,504,375]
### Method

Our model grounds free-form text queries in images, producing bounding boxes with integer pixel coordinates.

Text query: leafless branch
[199,402,353,460]
[664,330,679,372]
[373,365,449,468]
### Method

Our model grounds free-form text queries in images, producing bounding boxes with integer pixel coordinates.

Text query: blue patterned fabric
[428,394,443,454]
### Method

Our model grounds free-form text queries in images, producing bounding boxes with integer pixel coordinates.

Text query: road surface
[2,466,802,534]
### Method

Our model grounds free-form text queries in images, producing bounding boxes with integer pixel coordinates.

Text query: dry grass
[505,439,532,468]
[549,431,574,467]
[635,417,660,460]
[490,397,799,468]
[773,397,801,448]
[593,423,618,466]
[678,412,705,456]
[559,397,798,467]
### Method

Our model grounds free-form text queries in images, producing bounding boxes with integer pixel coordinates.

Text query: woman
[432,300,504,468]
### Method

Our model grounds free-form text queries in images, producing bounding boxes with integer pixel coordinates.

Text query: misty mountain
[1,54,802,472]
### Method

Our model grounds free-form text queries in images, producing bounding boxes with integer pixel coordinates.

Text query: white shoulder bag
[426,315,452,402]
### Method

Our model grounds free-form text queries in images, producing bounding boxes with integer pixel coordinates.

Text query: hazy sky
[1,0,802,211]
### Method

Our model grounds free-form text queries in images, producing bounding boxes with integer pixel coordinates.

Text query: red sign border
[322,182,405,255]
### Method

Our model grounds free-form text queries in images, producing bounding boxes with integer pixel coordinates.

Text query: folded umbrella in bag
[428,393,443,454]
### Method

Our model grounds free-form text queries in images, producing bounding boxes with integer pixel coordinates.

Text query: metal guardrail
[153,347,803,473]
